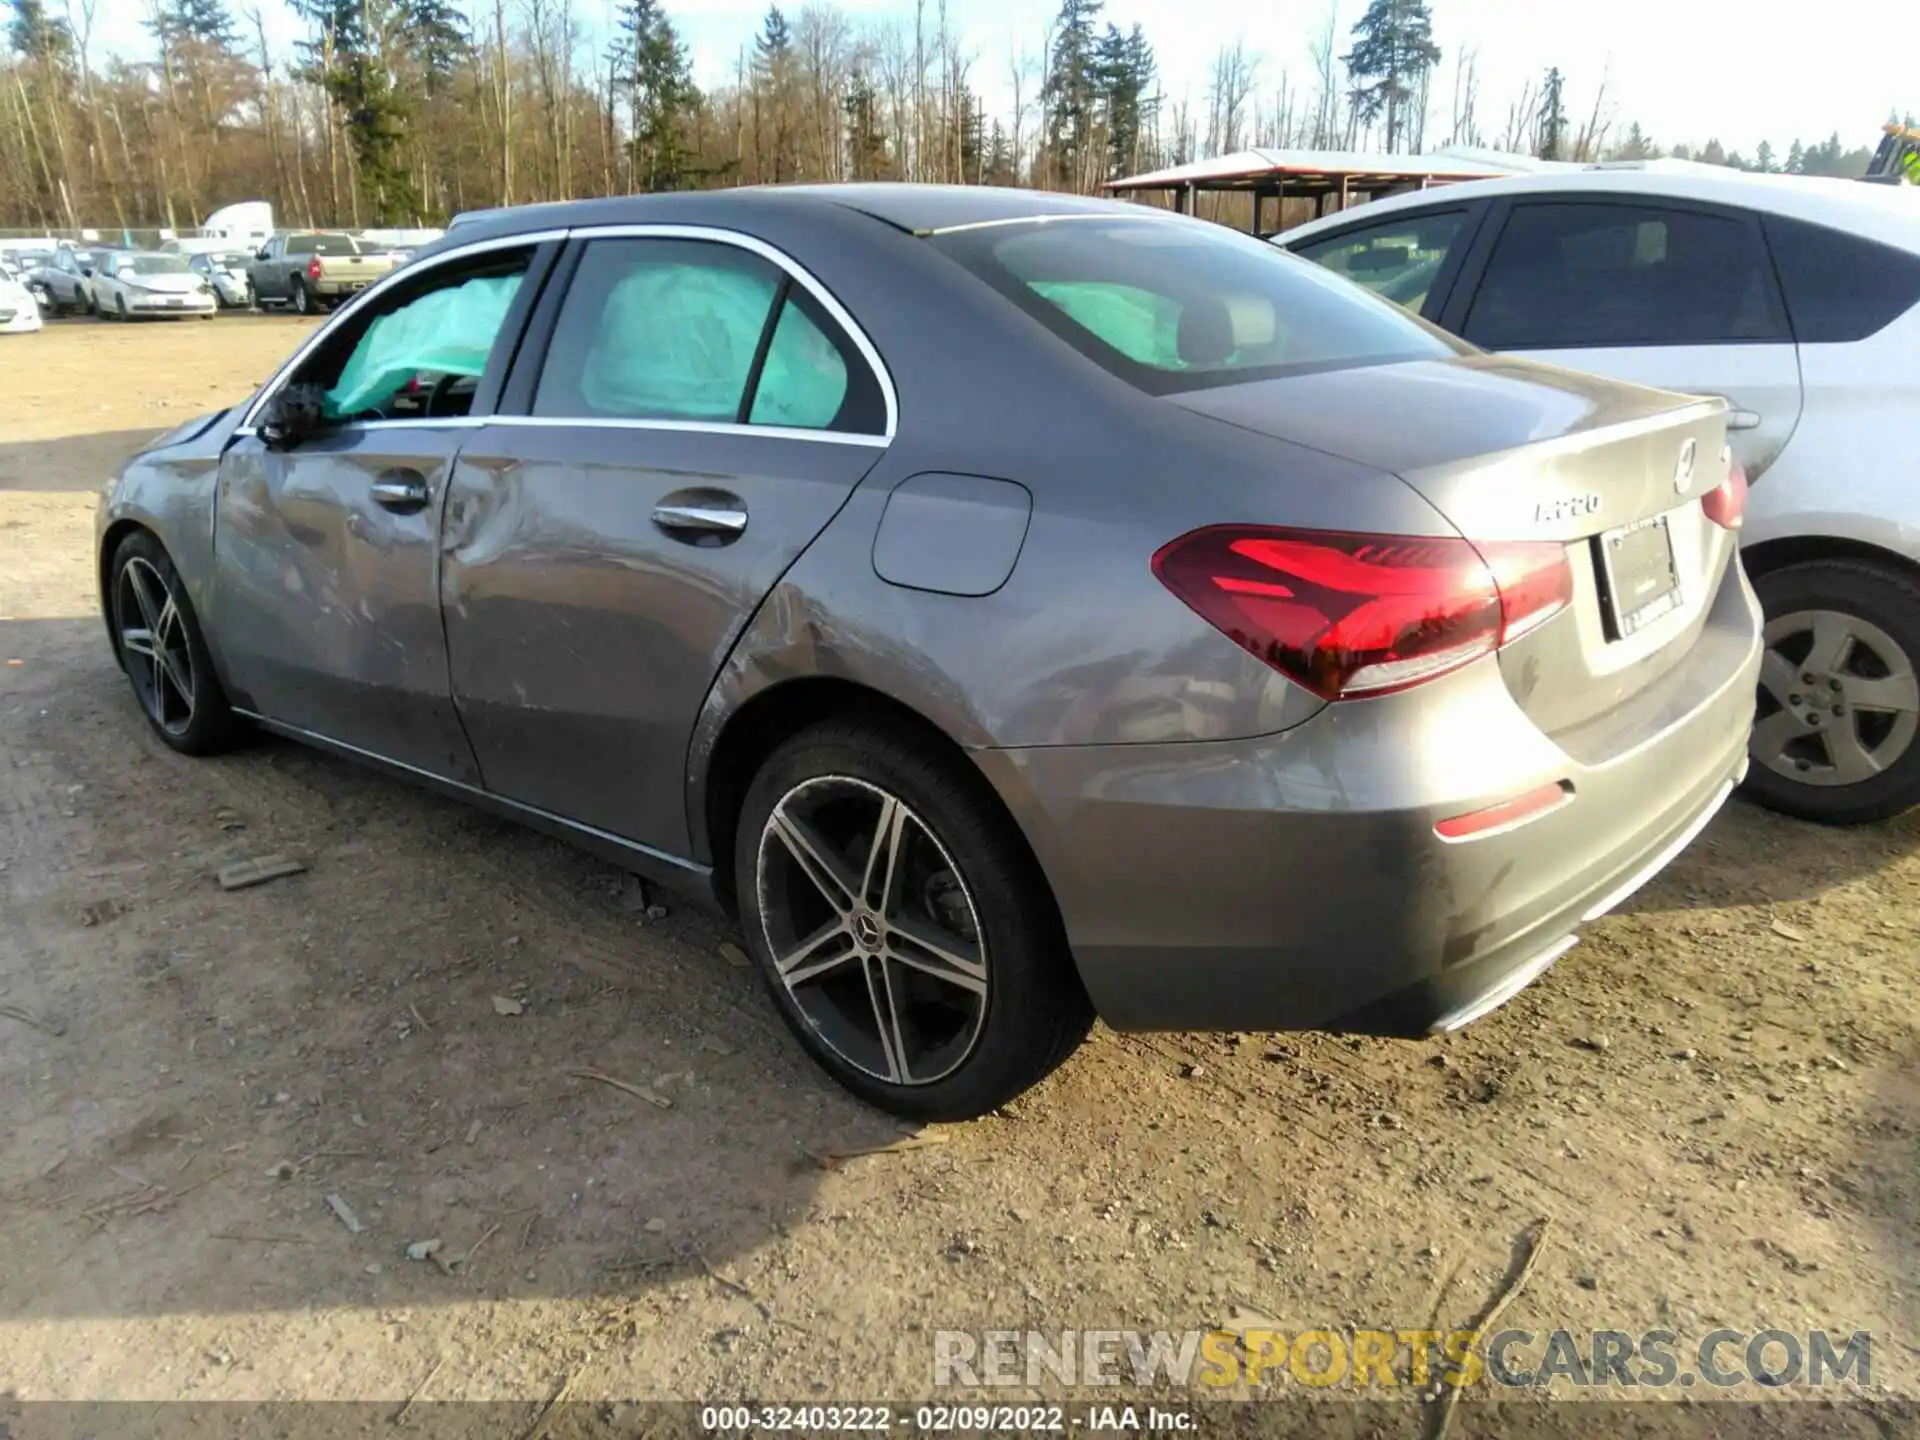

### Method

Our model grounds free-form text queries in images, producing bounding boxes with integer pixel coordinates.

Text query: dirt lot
[0,317,1915,1426]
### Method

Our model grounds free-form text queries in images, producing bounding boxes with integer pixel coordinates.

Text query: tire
[734,716,1093,1121]
[115,295,129,321]
[108,531,250,757]
[1744,559,1920,824]
[84,288,97,315]
[291,279,312,315]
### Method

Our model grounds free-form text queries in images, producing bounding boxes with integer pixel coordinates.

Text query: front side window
[533,237,883,433]
[279,248,533,423]
[1464,202,1788,349]
[1291,209,1468,314]
[929,217,1461,395]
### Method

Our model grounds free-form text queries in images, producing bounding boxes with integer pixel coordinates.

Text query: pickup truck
[249,232,399,314]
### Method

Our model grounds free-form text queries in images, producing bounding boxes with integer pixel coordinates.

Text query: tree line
[0,0,1892,232]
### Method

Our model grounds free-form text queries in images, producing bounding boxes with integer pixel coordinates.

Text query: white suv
[1278,164,1920,824]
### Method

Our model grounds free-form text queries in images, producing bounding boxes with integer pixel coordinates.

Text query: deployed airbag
[323,274,524,418]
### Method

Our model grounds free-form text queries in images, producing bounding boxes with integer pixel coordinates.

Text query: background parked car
[249,231,399,313]
[36,244,117,314]
[92,250,218,320]
[188,249,253,308]
[1278,165,1920,825]
[0,265,42,333]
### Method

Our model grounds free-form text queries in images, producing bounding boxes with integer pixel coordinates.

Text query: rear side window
[1464,202,1787,349]
[929,218,1460,395]
[1291,209,1470,315]
[533,237,884,433]
[1762,213,1920,343]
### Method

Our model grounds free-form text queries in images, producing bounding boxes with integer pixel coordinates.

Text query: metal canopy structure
[1105,145,1557,233]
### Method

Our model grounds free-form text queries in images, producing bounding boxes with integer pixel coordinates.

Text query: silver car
[97,187,1760,1119]
[1278,164,1920,824]
[188,249,255,308]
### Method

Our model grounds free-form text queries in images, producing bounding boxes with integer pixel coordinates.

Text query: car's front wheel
[109,532,249,756]
[735,717,1092,1121]
[1745,559,1920,824]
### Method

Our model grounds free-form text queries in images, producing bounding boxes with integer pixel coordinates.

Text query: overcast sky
[90,0,1907,159]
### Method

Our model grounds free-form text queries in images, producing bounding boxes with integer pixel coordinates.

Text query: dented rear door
[438,231,891,857]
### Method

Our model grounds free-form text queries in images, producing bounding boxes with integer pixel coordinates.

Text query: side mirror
[256,246,272,261]
[259,384,325,452]
[82,267,94,277]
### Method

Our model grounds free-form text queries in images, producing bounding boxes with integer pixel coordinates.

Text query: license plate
[1597,514,1682,639]
[164,297,183,307]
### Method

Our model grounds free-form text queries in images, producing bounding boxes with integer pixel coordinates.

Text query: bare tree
[1205,40,1256,158]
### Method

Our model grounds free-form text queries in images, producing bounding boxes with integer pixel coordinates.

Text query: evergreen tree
[1754,139,1775,173]
[843,63,887,180]
[1343,0,1440,153]
[7,0,74,64]
[1785,138,1806,174]
[148,0,237,48]
[1536,67,1565,160]
[1094,21,1153,178]
[608,0,697,191]
[1042,0,1101,186]
[753,5,795,181]
[1614,121,1658,161]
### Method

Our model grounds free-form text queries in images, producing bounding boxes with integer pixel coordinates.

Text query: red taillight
[1702,461,1747,530]
[1151,527,1573,701]
[307,257,323,280]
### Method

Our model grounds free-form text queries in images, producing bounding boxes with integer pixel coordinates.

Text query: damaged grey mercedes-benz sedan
[97,185,1761,1119]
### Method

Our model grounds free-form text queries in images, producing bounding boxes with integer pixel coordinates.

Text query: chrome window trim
[238,221,898,446]
[559,223,898,441]
[482,414,888,448]
[926,211,1188,236]
[236,229,568,432]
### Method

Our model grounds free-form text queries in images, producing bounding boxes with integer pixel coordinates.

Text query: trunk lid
[1171,353,1736,737]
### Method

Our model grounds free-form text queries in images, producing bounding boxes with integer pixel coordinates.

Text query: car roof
[444,183,1156,246]
[1275,166,1920,254]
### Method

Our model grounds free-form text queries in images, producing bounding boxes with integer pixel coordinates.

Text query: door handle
[370,469,430,513]
[651,500,747,539]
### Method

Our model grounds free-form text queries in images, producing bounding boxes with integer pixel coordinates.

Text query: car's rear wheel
[110,532,249,757]
[735,717,1092,1121]
[1745,559,1920,824]
[291,279,312,315]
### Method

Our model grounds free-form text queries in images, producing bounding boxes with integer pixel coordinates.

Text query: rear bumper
[976,563,1762,1035]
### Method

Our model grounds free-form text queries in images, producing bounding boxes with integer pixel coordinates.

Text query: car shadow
[0,429,171,493]
[1619,793,1920,915]
[0,616,884,1323]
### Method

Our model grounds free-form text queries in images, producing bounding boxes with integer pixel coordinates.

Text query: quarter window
[1463,202,1788,349]
[532,237,883,434]
[1762,213,1920,343]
